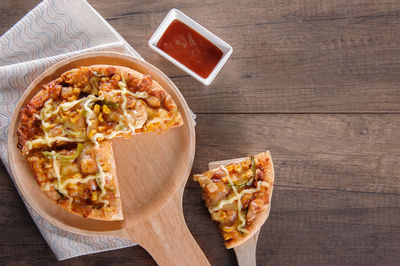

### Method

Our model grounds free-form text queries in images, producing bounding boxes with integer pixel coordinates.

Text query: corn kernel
[226,165,234,172]
[89,129,97,138]
[91,192,98,201]
[102,105,111,114]
[224,234,233,241]
[98,90,103,96]
[72,173,82,179]
[68,95,76,101]
[67,183,76,190]
[98,113,104,122]
[222,226,234,233]
[60,113,68,121]
[94,104,100,113]
[71,115,80,123]
[98,126,106,132]
[112,74,121,81]
[241,160,249,170]
[243,170,252,179]
[73,87,80,94]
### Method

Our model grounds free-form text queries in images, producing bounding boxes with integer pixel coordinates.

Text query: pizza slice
[26,141,122,220]
[17,65,184,220]
[193,151,274,248]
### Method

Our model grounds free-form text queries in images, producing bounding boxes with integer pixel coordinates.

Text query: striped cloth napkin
[0,0,143,260]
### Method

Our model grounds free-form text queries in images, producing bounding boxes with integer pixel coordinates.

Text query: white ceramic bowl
[148,8,233,86]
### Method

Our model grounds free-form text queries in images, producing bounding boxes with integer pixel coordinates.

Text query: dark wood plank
[185,113,400,265]
[184,186,400,266]
[2,114,400,265]
[89,0,400,113]
[1,0,400,112]
[191,114,400,194]
[1,0,400,265]
[0,0,40,34]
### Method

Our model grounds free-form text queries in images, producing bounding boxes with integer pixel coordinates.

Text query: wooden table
[1,0,400,265]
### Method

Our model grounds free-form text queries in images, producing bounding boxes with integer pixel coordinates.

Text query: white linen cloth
[0,0,187,260]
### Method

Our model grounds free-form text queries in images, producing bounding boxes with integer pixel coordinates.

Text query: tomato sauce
[157,20,223,79]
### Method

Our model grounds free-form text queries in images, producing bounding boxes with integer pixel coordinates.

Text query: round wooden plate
[8,52,209,265]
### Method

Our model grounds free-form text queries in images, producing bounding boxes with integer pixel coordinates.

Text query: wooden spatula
[208,155,274,266]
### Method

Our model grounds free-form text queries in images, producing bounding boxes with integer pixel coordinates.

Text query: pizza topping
[95,154,109,206]
[194,152,274,248]
[25,136,86,151]
[18,65,184,220]
[42,143,83,162]
[52,155,73,207]
[80,154,98,175]
[248,155,256,186]
[133,91,149,99]
[208,165,269,234]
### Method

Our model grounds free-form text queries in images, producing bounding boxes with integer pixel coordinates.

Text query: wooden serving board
[7,52,209,265]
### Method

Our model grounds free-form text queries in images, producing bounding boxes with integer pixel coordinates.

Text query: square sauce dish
[148,8,233,85]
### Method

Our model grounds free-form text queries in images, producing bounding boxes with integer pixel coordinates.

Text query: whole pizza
[17,65,183,220]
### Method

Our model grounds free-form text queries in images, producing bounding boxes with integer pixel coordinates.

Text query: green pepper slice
[43,143,83,162]
[65,129,83,137]
[106,101,119,109]
[245,155,257,186]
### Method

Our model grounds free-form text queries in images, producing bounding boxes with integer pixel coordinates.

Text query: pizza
[17,65,183,220]
[193,151,274,248]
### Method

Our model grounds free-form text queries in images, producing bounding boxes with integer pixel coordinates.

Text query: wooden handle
[125,188,210,266]
[233,230,260,266]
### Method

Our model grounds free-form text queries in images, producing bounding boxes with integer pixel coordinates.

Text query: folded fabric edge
[0,42,126,71]
[55,240,137,261]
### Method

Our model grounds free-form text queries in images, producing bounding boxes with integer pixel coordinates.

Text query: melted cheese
[42,99,61,118]
[25,136,85,150]
[83,94,104,148]
[26,97,93,151]
[51,156,108,206]
[92,129,131,143]
[118,80,136,132]
[60,97,91,111]
[106,86,149,99]
[26,74,171,209]
[148,109,170,124]
[59,174,97,187]
[52,156,73,208]
[133,91,149,99]
[209,165,270,234]
[95,155,110,206]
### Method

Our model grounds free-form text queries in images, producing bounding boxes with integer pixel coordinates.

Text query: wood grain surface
[1,0,400,265]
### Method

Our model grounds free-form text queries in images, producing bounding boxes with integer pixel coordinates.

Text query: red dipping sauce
[157,20,223,79]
